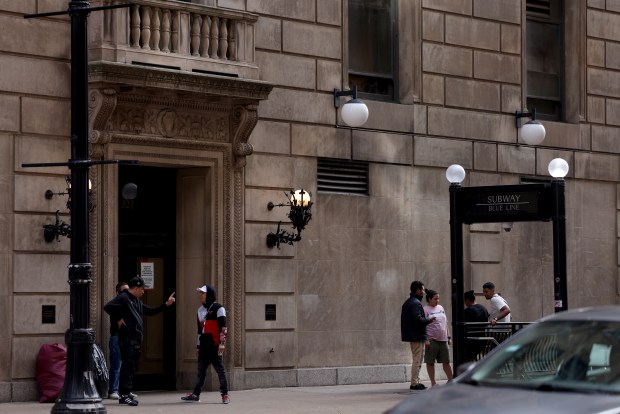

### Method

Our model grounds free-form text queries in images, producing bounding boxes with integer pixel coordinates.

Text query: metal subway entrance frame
[448,177,567,370]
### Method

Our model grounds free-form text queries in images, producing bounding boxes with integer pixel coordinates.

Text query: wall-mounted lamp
[333,86,369,127]
[266,189,313,249]
[45,176,94,212]
[43,210,71,242]
[515,109,546,146]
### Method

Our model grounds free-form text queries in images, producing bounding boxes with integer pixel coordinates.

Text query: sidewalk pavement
[0,382,425,414]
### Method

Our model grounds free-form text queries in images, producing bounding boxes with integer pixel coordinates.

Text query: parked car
[388,306,620,414]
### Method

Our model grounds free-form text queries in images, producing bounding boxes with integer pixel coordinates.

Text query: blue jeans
[108,335,122,394]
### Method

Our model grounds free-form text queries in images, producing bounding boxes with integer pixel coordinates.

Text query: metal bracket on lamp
[45,175,95,212]
[333,85,369,128]
[43,210,72,242]
[515,108,546,145]
[266,189,313,249]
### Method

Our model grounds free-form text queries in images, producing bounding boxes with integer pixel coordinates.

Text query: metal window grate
[527,0,551,19]
[317,158,368,195]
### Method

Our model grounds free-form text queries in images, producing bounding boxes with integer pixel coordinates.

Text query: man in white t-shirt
[482,282,511,325]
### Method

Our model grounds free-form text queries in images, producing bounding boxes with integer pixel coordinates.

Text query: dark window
[317,158,369,195]
[526,0,564,121]
[348,0,398,102]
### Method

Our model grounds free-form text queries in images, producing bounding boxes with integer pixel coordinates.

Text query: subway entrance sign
[449,180,567,370]
[456,183,553,224]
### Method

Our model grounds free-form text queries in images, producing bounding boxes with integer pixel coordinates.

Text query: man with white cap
[181,284,230,404]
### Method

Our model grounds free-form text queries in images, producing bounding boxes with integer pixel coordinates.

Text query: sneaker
[181,393,200,402]
[410,383,427,390]
[119,395,139,406]
[108,392,119,399]
[222,394,230,404]
[129,392,138,399]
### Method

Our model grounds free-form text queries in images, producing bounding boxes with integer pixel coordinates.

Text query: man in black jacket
[104,276,176,406]
[401,280,434,390]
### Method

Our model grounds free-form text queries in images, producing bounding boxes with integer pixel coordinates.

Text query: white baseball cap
[197,285,208,293]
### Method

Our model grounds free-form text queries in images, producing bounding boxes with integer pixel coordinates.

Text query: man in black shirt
[104,276,176,406]
[463,290,489,362]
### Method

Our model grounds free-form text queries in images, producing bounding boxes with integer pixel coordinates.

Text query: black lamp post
[551,179,568,313]
[49,2,103,413]
[448,182,465,369]
[23,2,134,413]
[446,164,467,370]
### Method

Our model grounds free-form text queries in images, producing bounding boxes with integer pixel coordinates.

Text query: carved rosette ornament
[231,104,258,169]
[88,88,117,159]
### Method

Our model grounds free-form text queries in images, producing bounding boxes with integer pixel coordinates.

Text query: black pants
[193,345,228,396]
[118,336,141,396]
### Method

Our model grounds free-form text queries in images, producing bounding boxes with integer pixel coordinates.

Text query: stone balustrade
[89,0,259,79]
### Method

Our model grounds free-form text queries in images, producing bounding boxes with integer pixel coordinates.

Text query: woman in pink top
[423,289,453,386]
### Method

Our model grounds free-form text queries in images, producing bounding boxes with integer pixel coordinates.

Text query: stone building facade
[1,0,619,402]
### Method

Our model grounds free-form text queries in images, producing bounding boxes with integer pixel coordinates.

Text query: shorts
[424,339,450,364]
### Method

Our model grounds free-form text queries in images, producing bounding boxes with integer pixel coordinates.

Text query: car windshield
[467,320,620,394]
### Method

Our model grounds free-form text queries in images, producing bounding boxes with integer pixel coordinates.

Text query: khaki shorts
[424,339,450,364]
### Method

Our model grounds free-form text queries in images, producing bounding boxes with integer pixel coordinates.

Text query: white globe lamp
[520,120,546,145]
[446,164,466,184]
[548,158,569,178]
[340,99,369,127]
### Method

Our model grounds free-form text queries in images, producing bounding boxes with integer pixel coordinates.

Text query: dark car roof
[538,306,620,323]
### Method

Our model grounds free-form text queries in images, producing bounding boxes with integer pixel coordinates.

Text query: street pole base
[51,400,106,414]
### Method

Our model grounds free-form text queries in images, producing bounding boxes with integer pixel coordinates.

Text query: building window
[348,0,398,102]
[525,0,564,121]
[317,158,369,195]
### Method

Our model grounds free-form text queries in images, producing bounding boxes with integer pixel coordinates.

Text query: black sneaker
[119,395,139,406]
[410,383,427,390]
[181,393,200,402]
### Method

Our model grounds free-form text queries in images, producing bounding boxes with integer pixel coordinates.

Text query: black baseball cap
[128,276,145,288]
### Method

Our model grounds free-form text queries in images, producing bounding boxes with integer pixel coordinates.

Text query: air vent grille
[317,158,368,195]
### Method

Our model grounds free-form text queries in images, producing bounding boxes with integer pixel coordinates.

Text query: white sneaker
[108,392,120,399]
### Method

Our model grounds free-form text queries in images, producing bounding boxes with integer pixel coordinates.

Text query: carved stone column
[230,103,257,367]
[87,88,117,333]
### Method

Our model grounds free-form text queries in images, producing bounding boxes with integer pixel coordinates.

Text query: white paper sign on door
[141,262,155,290]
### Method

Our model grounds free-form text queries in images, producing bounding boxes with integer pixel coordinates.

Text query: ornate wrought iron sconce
[45,175,94,212]
[266,189,313,249]
[43,210,72,242]
[45,176,72,209]
[43,176,94,242]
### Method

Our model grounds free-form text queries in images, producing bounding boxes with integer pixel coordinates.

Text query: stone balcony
[88,0,259,80]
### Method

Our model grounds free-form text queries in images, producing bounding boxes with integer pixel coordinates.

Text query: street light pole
[51,2,105,413]
[551,179,568,313]
[449,182,465,370]
[22,2,134,411]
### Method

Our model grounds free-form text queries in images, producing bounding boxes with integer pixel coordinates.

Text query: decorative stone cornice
[89,61,273,100]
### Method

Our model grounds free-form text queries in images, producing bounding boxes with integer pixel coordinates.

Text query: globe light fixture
[445,164,466,184]
[333,86,369,127]
[515,109,546,146]
[548,158,569,178]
